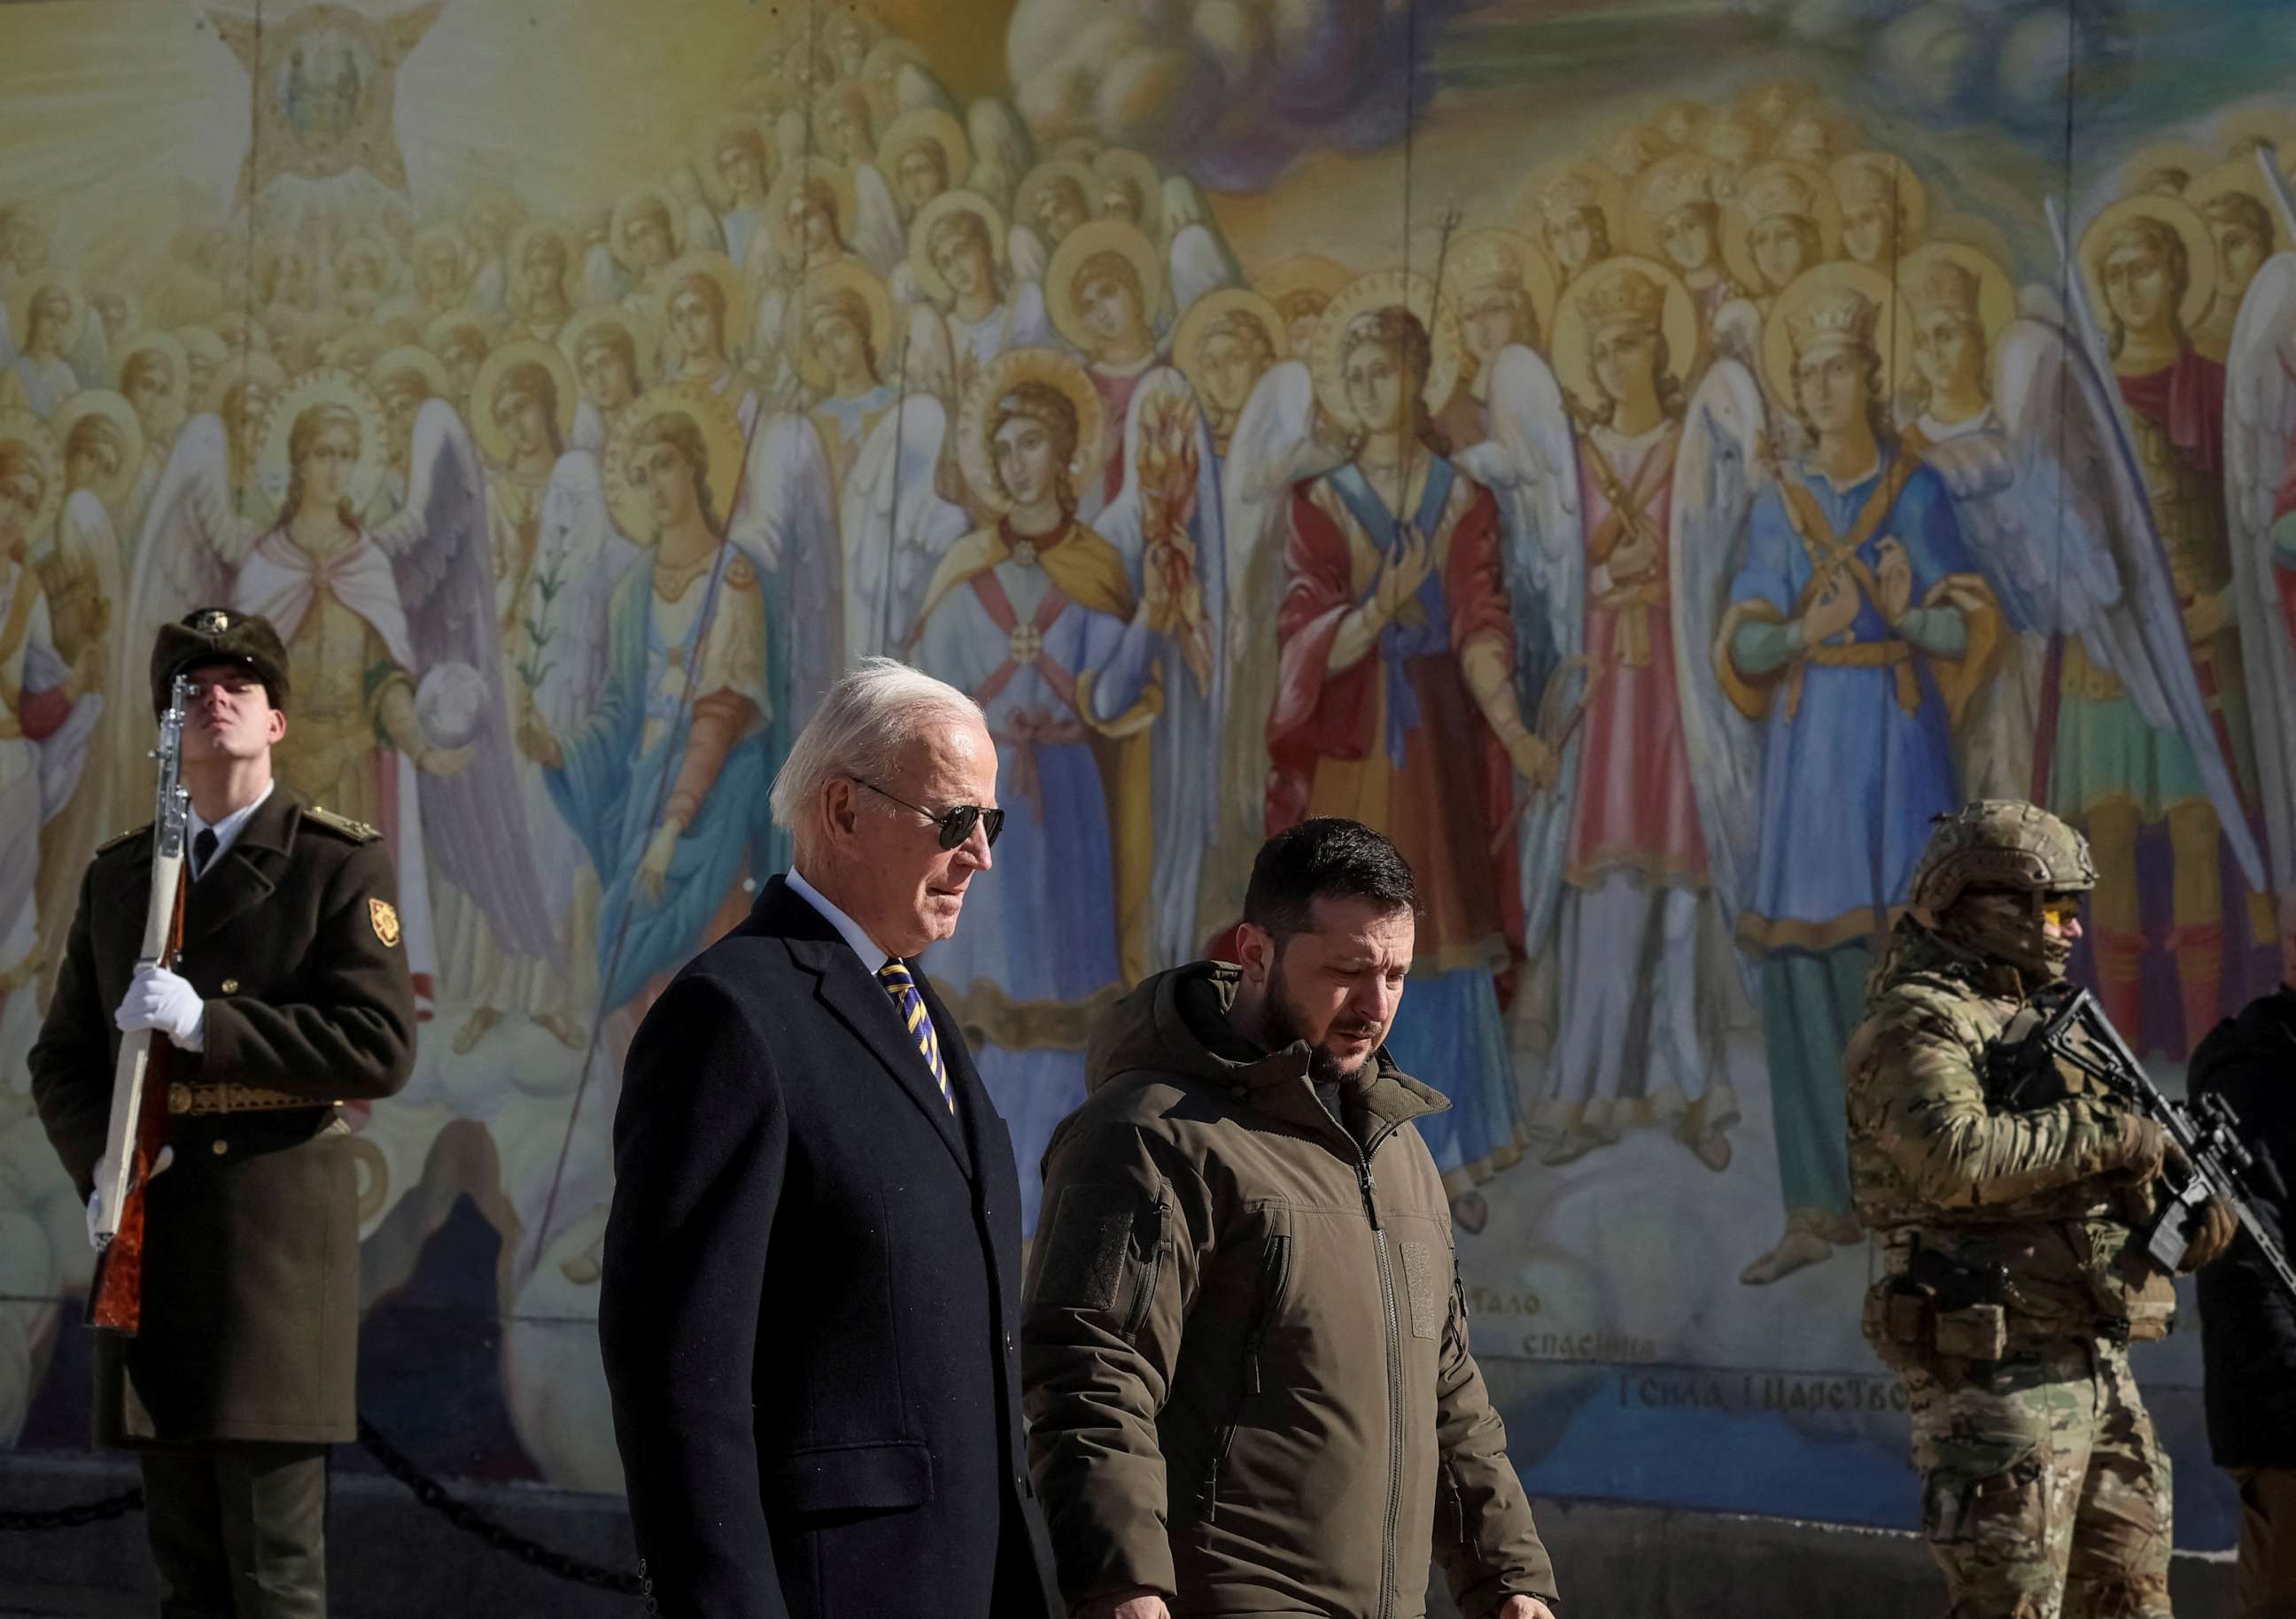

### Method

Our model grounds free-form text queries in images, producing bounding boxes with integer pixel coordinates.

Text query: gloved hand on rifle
[86,1147,175,1250]
[114,965,206,1050]
[2106,1116,2239,1270]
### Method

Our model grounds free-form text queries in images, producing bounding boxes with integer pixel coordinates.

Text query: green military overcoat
[29,785,416,1447]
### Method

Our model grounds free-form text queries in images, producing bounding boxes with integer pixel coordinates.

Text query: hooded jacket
[2191,987,2296,1469]
[1020,963,1555,1619]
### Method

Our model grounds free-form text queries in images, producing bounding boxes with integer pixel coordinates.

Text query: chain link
[2,1423,640,1600]
[354,1420,641,1595]
[0,1488,144,1531]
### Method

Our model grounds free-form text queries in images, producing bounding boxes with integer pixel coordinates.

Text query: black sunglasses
[856,779,1004,850]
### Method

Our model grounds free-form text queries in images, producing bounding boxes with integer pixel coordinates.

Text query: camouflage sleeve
[1855,983,2126,1211]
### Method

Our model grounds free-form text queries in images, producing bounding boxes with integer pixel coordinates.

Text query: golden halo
[955,347,1105,515]
[115,329,190,407]
[1896,243,2017,349]
[318,322,396,374]
[423,309,493,370]
[603,382,749,545]
[198,351,287,421]
[470,338,580,466]
[50,388,144,514]
[1517,159,1629,262]
[1720,159,1842,296]
[878,108,971,197]
[1737,78,1821,129]
[1093,148,1165,236]
[765,157,862,271]
[255,368,391,517]
[1173,287,1285,397]
[2191,157,2292,255]
[1014,159,1100,240]
[1045,219,1166,352]
[609,185,686,273]
[1444,227,1559,352]
[1759,261,1919,414]
[1310,268,1463,428]
[1549,255,1699,415]
[0,409,63,543]
[1828,152,1931,249]
[88,287,143,346]
[2215,106,2296,164]
[411,221,473,278]
[2078,194,2217,337]
[369,343,452,403]
[909,190,1008,306]
[509,217,580,294]
[6,277,88,360]
[1625,154,1726,260]
[698,115,776,211]
[787,260,897,393]
[559,306,661,386]
[1255,252,1351,308]
[654,251,755,360]
[2117,140,2222,200]
[1928,210,2020,272]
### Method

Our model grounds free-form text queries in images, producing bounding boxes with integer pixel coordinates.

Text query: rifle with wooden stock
[87,671,193,1335]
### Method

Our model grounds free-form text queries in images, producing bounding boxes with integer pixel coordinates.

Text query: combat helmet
[1908,799,2096,917]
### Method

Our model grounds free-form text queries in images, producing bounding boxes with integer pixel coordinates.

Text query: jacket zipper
[1205,1232,1291,1522]
[1122,1192,1170,1341]
[1357,1142,1403,1619]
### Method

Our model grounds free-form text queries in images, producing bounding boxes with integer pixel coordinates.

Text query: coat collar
[749,875,974,1179]
[178,786,303,950]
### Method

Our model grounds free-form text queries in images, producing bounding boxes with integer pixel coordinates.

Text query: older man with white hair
[599,657,1062,1619]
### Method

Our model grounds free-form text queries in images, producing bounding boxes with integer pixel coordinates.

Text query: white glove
[114,965,206,1051]
[86,1147,175,1250]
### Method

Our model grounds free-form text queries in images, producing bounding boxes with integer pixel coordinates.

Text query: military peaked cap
[150,607,291,717]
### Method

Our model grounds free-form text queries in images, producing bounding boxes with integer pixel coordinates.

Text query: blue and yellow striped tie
[877,962,953,1114]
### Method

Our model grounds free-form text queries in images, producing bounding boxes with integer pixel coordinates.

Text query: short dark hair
[1244,817,1419,944]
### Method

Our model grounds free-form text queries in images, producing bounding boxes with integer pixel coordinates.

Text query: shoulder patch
[96,825,151,856]
[301,804,382,844]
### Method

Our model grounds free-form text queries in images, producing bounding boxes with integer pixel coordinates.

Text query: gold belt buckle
[167,1081,192,1115]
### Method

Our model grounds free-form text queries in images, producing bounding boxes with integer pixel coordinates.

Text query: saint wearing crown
[1717,271,1998,1284]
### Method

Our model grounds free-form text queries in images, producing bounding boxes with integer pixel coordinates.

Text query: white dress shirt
[190,780,275,879]
[787,866,896,970]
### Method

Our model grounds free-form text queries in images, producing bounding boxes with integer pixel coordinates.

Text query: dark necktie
[193,828,218,880]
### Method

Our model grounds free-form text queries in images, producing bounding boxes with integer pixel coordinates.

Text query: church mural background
[2,0,2294,1550]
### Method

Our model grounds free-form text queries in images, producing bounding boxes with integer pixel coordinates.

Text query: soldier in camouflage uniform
[1846,799,2239,1618]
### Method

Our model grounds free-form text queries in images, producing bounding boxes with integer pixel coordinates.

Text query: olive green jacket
[1021,963,1555,1619]
[1845,917,2173,1339]
[30,786,417,1446]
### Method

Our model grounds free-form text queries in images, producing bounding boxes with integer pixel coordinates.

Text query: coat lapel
[178,788,298,953]
[754,879,974,1179]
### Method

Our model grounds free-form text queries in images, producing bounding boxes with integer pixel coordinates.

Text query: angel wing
[1200,360,1341,919]
[369,399,564,964]
[841,393,967,660]
[899,302,958,407]
[1979,315,2263,887]
[851,164,907,278]
[31,492,117,986]
[528,450,642,739]
[1090,365,1228,965]
[1162,176,1244,316]
[1008,224,1049,292]
[741,413,843,723]
[1454,345,1583,949]
[888,59,959,116]
[107,414,260,812]
[1669,355,1770,951]
[965,98,1036,211]
[2227,252,2296,917]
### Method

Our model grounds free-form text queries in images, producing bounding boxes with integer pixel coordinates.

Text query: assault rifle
[2020,984,2296,1310]
[87,672,193,1335]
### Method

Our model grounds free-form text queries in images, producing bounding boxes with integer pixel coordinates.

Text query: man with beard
[1847,800,2240,1618]
[1022,817,1558,1619]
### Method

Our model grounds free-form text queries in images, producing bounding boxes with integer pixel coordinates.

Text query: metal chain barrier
[2,1421,640,1599]
[353,1419,641,1595]
[0,1489,143,1531]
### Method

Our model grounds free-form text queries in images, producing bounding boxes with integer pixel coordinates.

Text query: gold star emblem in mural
[209,2,443,203]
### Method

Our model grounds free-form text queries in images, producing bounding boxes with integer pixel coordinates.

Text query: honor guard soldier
[29,608,416,1618]
[1847,800,2238,1619]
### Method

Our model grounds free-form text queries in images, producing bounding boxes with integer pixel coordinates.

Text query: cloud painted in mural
[1005,0,1478,191]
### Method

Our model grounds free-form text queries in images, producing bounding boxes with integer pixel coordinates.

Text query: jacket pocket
[1202,1232,1292,1523]
[1121,1191,1172,1342]
[764,1439,935,1517]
